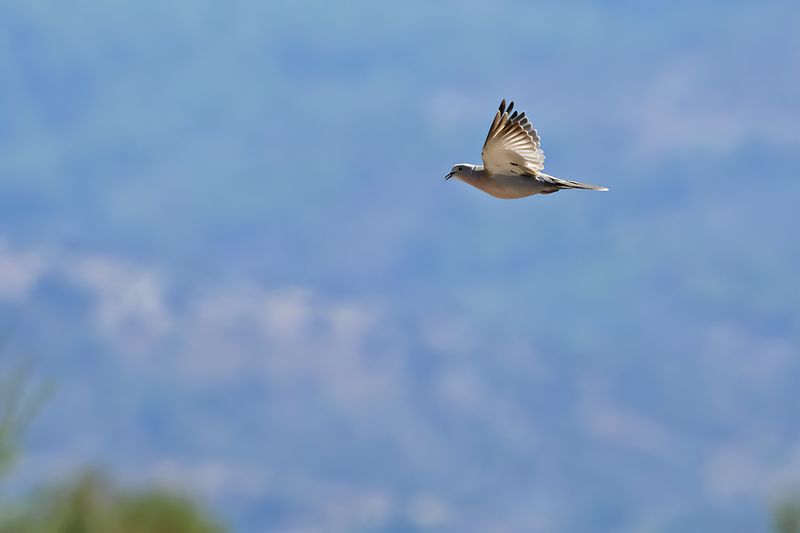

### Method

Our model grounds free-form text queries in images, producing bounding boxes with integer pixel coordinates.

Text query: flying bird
[445,99,608,198]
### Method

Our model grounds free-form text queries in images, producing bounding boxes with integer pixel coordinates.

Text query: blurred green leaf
[775,495,800,533]
[0,353,51,481]
[0,471,225,533]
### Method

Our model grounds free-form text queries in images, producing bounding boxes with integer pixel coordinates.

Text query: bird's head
[444,163,476,181]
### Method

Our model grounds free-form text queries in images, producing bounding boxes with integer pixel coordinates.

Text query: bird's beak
[444,172,454,180]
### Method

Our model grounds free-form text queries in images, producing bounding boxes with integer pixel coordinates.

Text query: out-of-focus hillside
[1,1,798,531]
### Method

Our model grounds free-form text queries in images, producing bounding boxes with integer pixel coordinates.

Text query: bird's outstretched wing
[481,99,545,176]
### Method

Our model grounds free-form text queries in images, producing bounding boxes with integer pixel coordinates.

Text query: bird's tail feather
[541,173,609,191]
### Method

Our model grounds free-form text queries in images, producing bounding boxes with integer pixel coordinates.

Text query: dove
[445,99,608,198]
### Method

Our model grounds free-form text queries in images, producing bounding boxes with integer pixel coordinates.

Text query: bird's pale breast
[478,174,552,199]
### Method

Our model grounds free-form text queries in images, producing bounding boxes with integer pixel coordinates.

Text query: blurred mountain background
[0,1,798,531]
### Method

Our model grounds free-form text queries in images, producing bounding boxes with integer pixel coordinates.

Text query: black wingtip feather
[507,101,514,114]
[499,99,506,114]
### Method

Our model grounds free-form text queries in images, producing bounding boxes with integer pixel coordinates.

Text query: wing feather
[481,99,545,175]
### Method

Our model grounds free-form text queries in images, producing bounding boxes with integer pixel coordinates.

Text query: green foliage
[775,495,800,533]
[0,471,225,533]
[0,346,224,532]
[0,357,50,480]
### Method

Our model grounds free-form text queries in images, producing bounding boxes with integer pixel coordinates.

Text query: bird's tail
[541,173,609,191]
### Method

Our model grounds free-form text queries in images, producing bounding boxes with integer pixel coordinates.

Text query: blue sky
[1,1,799,531]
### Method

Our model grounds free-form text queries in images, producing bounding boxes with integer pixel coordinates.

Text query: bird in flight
[445,99,608,199]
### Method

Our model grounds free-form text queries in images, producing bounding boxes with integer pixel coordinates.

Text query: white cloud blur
[63,254,173,350]
[0,241,398,409]
[0,241,172,350]
[704,440,800,504]
[0,240,49,300]
[633,56,800,158]
[579,379,677,457]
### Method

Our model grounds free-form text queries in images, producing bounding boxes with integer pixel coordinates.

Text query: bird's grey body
[445,100,608,198]
[450,165,568,199]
